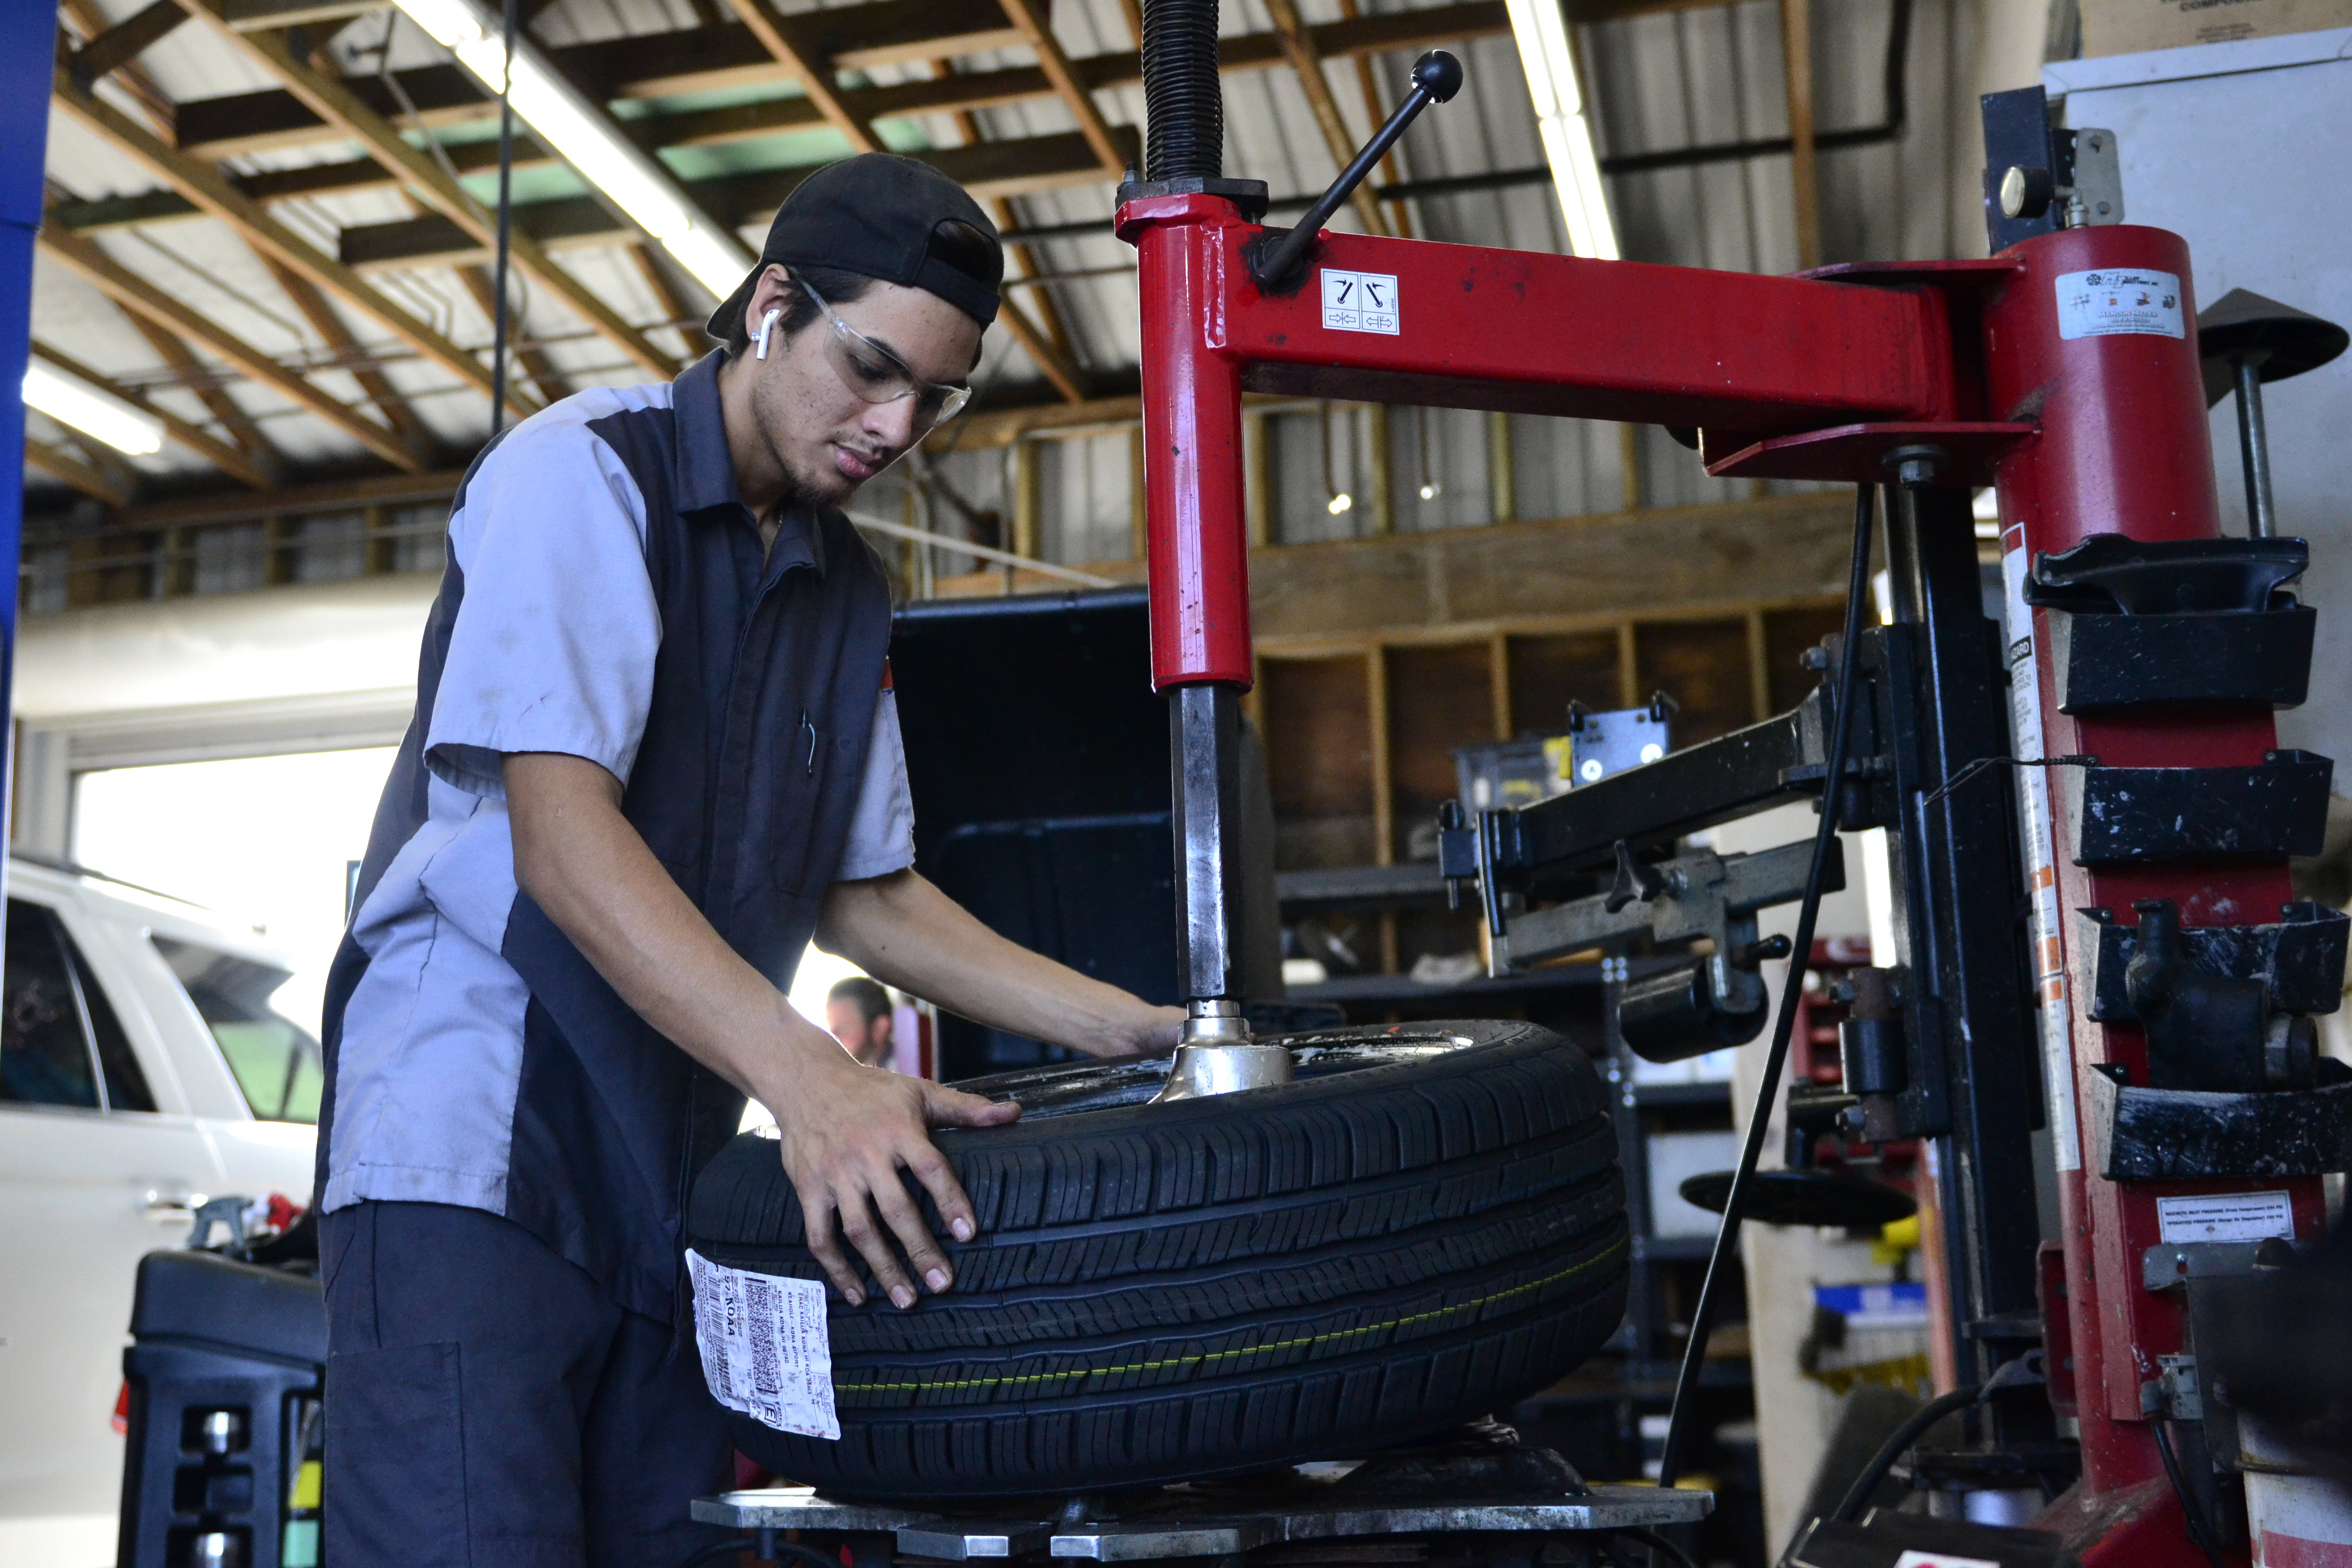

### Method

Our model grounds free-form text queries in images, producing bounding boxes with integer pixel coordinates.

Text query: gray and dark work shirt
[321,351,908,1318]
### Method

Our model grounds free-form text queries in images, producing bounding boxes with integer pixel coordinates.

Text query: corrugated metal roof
[27,0,1981,553]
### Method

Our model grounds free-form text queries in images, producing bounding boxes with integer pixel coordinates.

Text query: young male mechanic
[316,154,1183,1566]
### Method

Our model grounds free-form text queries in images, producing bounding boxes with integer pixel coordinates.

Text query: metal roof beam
[51,65,505,418]
[29,341,275,489]
[37,227,423,472]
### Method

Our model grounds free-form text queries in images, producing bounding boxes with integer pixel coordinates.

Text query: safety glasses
[801,280,972,429]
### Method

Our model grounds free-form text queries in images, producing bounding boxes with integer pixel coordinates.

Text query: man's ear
[766,264,794,309]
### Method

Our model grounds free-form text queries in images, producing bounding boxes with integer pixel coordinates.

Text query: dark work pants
[321,1200,733,1568]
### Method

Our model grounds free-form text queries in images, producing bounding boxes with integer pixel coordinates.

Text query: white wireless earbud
[752,306,783,360]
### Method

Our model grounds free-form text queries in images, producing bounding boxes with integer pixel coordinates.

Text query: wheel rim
[952,1027,1481,1119]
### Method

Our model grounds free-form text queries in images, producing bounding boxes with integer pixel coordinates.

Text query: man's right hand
[767,1046,1020,1309]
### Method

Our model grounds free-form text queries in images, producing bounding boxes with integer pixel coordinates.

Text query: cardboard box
[2080,0,2352,57]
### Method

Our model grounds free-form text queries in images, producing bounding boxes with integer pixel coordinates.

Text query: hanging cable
[1416,405,1439,501]
[1655,481,1877,1487]
[2153,1420,2230,1568]
[1321,403,1353,516]
[1830,1383,1981,1522]
[491,0,520,431]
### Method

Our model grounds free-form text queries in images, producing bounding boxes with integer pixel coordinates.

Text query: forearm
[820,870,1178,1057]
[503,753,838,1098]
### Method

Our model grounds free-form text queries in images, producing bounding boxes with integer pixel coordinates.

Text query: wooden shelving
[1257,598,1845,995]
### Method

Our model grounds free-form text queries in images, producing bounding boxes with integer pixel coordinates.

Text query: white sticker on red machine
[1321,269,1400,334]
[686,1248,841,1439]
[2156,1190,2294,1244]
[2001,537,2080,1172]
[2054,269,2183,340]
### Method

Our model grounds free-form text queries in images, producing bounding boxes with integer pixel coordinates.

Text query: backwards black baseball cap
[706,153,1003,340]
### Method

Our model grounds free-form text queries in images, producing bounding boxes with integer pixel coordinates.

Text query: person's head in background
[825,976,896,1068]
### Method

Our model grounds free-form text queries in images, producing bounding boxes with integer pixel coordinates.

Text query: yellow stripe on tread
[838,1235,1629,1396]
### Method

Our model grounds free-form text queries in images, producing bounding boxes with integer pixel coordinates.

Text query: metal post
[1987,221,2313,1558]
[1879,480,2054,1480]
[1171,682,1243,1006]
[2232,357,2276,538]
[0,0,55,933]
[1129,0,1290,1099]
[1156,685,1290,1098]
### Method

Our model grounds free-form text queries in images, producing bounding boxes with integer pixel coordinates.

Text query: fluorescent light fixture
[394,0,756,297]
[22,360,165,456]
[1504,0,1619,260]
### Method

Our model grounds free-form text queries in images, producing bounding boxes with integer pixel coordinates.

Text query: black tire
[685,1020,1627,1499]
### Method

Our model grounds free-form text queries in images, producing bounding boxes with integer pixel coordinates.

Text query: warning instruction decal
[2157,1191,2295,1244]
[2055,269,2183,341]
[1321,269,1400,334]
[686,1248,840,1440]
[2002,538,2080,1172]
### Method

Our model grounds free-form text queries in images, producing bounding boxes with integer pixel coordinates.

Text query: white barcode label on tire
[687,1248,840,1439]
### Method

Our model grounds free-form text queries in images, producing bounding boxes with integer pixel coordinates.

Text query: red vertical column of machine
[1988,224,2324,1546]
[1121,194,1255,692]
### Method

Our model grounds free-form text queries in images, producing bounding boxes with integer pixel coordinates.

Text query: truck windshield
[151,935,324,1123]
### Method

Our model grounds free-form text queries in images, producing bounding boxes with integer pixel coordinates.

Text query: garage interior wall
[8,573,431,858]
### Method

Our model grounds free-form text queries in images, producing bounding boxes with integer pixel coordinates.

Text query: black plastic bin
[119,1250,327,1568]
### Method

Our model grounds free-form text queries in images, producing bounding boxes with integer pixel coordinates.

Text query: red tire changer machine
[1123,6,2348,1562]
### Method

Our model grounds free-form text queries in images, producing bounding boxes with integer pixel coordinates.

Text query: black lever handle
[1602,839,1667,914]
[1247,50,1463,294]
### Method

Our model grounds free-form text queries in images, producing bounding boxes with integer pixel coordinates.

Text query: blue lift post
[2,1,57,903]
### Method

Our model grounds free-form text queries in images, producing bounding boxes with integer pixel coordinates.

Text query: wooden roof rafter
[721,0,884,153]
[29,340,276,489]
[327,129,1139,274]
[155,2,1516,163]
[120,314,287,484]
[993,0,1128,177]
[176,2,678,382]
[38,226,424,472]
[1261,0,1391,236]
[50,62,514,419]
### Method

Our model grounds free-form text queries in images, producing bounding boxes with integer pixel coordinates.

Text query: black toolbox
[118,1248,327,1568]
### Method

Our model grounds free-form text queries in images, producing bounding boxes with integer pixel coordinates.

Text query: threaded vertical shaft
[1141,0,1222,180]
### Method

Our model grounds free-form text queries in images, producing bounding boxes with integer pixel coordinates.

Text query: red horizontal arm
[1192,217,1957,432]
[1119,193,1973,687]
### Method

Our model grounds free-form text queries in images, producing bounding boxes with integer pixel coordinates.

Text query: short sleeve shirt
[322,378,912,1219]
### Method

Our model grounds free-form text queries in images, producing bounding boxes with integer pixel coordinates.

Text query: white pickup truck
[0,856,318,1567]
